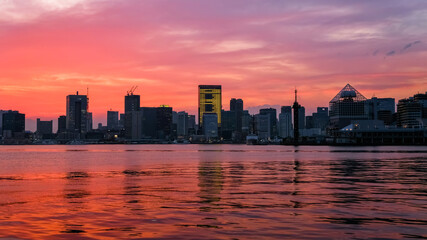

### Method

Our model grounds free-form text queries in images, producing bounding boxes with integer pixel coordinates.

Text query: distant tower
[292,89,301,145]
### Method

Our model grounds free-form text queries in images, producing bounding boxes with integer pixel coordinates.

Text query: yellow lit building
[198,85,222,127]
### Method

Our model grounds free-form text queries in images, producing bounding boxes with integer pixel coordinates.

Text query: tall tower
[198,85,222,130]
[292,89,301,145]
[66,91,88,134]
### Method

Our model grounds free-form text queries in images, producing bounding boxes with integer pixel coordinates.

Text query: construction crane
[127,86,138,96]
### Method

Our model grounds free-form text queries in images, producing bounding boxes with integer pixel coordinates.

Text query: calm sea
[0,145,426,239]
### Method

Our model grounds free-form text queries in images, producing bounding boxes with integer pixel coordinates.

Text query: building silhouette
[124,92,141,139]
[203,113,219,139]
[329,84,368,130]
[36,118,53,137]
[397,92,427,128]
[57,115,66,133]
[2,110,25,138]
[177,111,189,137]
[230,98,243,138]
[107,111,119,130]
[66,92,88,135]
[198,85,222,132]
[279,106,292,138]
[259,108,277,138]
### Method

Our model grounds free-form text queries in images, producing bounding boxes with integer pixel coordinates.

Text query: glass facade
[198,85,222,127]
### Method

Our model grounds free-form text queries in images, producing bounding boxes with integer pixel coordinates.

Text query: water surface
[0,145,426,239]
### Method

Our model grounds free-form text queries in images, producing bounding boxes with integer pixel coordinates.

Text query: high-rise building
[241,110,252,135]
[312,107,329,130]
[259,108,277,138]
[279,106,292,138]
[156,106,173,139]
[36,118,53,135]
[119,113,125,129]
[198,85,221,130]
[203,113,218,138]
[255,114,271,140]
[221,110,236,140]
[0,110,5,136]
[87,112,93,131]
[57,115,67,133]
[367,97,395,125]
[298,107,306,130]
[66,92,88,134]
[329,84,369,130]
[177,111,189,137]
[124,93,141,139]
[397,92,427,128]
[230,98,244,140]
[2,110,25,138]
[141,107,157,138]
[107,111,119,130]
[188,115,196,135]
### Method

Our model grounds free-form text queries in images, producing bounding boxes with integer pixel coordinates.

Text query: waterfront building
[198,85,221,130]
[329,84,369,130]
[156,106,173,139]
[259,108,277,138]
[107,111,119,130]
[203,113,218,139]
[36,119,53,135]
[66,92,88,134]
[57,115,66,133]
[255,114,271,140]
[312,107,329,130]
[241,110,252,136]
[221,110,236,140]
[397,92,427,128]
[230,98,243,134]
[2,110,25,138]
[87,112,93,131]
[298,107,306,130]
[124,92,141,139]
[177,111,189,137]
[279,106,292,138]
[187,115,196,135]
[140,107,157,138]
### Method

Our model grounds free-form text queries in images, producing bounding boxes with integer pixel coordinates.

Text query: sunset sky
[0,0,426,130]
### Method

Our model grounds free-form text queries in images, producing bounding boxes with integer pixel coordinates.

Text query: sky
[0,0,426,131]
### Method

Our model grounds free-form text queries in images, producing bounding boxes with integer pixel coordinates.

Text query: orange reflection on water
[0,145,426,239]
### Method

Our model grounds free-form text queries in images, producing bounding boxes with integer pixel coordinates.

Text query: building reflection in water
[122,168,144,215]
[197,152,224,212]
[62,171,91,233]
[291,148,302,209]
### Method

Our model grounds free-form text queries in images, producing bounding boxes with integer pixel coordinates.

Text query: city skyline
[0,0,427,129]
[3,83,426,132]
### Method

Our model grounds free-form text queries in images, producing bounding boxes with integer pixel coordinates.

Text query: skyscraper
[203,113,218,139]
[107,110,119,130]
[198,85,221,130]
[259,108,277,138]
[230,98,243,138]
[124,92,141,139]
[177,111,189,137]
[66,92,88,134]
[57,115,66,133]
[279,106,292,138]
